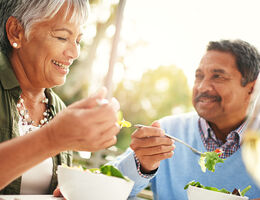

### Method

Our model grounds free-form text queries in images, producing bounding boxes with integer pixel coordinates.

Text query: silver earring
[13,42,18,48]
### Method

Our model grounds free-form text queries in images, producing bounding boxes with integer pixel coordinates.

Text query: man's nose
[196,78,213,93]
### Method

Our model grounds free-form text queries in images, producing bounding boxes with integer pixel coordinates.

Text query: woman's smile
[51,59,70,75]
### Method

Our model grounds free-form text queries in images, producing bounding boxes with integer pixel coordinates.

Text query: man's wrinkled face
[192,50,253,125]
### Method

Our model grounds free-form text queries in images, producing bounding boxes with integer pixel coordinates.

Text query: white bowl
[187,185,249,200]
[57,165,134,200]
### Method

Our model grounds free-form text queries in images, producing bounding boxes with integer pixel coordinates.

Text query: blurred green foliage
[114,65,193,150]
[54,63,192,151]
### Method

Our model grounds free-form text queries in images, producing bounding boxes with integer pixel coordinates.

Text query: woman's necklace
[17,95,52,133]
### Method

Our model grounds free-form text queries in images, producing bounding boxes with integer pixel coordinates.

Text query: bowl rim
[187,185,249,200]
[57,165,134,184]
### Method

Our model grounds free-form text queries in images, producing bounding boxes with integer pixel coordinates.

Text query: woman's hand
[53,187,66,200]
[44,87,121,152]
[130,121,175,173]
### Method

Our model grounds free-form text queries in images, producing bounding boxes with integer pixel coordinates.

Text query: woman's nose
[64,42,80,60]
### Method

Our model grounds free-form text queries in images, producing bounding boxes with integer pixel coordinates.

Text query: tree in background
[114,65,193,150]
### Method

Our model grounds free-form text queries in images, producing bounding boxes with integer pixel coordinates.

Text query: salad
[186,149,252,197]
[117,111,132,128]
[199,148,224,172]
[184,180,251,197]
[64,164,130,181]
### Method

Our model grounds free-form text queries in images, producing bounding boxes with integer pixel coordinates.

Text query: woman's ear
[5,16,24,49]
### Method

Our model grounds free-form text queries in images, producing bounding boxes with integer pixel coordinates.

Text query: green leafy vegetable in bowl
[66,164,130,182]
[89,165,130,181]
[184,180,251,196]
[199,148,225,172]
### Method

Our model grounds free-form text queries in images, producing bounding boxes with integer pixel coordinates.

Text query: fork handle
[134,124,202,155]
[164,134,201,155]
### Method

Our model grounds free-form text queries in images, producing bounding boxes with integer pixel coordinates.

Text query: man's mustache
[194,93,221,102]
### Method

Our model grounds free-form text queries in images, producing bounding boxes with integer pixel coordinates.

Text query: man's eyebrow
[212,69,226,74]
[195,69,202,73]
[53,28,83,37]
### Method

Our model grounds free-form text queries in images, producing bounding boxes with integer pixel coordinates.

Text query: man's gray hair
[207,39,260,86]
[0,0,89,56]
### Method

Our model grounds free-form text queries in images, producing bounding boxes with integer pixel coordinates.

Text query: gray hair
[0,0,89,56]
[207,39,260,86]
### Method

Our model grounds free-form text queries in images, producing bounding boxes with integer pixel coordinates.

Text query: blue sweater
[113,112,260,200]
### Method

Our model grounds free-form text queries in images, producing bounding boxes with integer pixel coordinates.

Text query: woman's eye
[57,37,67,41]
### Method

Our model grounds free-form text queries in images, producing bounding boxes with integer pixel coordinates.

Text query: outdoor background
[4,0,259,166]
[54,0,260,153]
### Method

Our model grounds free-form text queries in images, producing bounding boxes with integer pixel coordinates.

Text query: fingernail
[96,99,109,106]
[110,97,120,111]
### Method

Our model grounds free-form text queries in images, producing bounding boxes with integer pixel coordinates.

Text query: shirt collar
[0,53,20,90]
[199,117,248,144]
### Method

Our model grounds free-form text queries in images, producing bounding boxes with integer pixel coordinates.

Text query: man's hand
[130,121,175,173]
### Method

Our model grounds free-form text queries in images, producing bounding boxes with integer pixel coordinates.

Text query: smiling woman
[8,1,87,88]
[0,0,121,196]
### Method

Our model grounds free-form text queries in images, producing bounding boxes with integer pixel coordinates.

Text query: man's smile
[195,93,221,103]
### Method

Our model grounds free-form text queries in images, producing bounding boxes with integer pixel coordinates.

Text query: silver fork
[134,124,203,156]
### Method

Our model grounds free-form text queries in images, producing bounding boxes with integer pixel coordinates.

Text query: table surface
[0,195,63,200]
[0,195,147,200]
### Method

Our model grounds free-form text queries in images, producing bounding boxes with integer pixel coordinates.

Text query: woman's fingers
[53,187,62,197]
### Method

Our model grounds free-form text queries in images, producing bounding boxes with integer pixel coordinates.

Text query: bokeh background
[51,0,260,166]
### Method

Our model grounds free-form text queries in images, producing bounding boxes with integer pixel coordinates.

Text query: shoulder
[159,112,199,127]
[45,88,66,112]
[159,112,199,134]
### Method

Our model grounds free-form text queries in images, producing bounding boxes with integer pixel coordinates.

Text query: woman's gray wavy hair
[0,0,89,56]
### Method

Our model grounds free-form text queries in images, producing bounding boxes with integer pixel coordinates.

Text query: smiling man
[112,40,260,199]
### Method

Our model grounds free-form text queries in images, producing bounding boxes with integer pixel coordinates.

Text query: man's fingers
[141,152,174,163]
[151,121,160,128]
[132,126,164,138]
[134,144,175,156]
[130,137,173,149]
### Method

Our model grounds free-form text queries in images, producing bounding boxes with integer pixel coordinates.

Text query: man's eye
[213,74,221,79]
[195,74,203,80]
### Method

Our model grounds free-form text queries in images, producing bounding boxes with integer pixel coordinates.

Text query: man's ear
[248,80,256,95]
[5,16,24,49]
